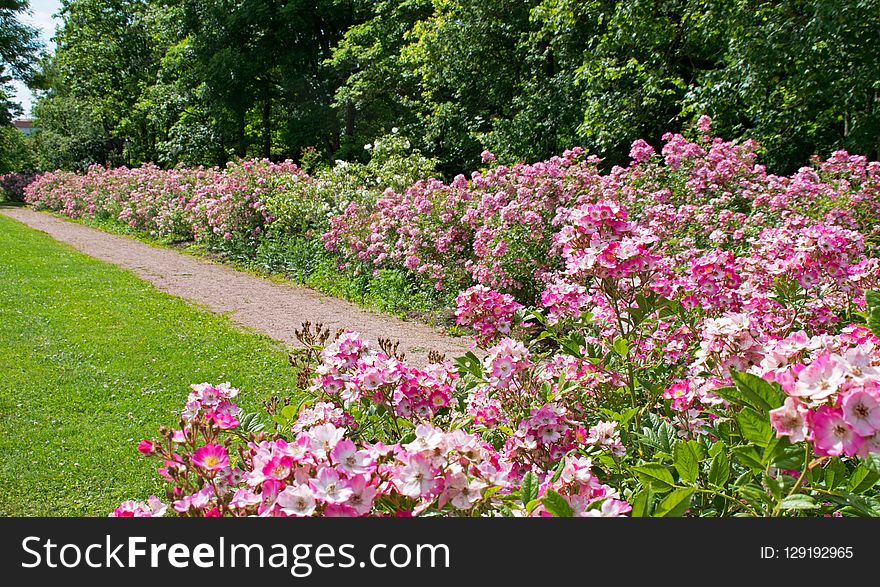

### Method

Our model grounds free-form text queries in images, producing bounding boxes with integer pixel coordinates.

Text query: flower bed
[22,118,880,516]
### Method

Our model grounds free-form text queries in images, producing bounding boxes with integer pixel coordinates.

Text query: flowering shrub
[23,118,880,515]
[117,328,630,518]
[0,172,37,202]
[118,310,880,517]
[24,160,303,248]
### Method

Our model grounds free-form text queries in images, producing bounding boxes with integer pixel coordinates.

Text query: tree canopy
[10,0,880,174]
[0,0,41,124]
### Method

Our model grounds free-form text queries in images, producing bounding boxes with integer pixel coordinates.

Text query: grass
[0,212,304,516]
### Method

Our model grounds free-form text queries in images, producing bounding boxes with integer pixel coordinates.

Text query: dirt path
[1,207,471,366]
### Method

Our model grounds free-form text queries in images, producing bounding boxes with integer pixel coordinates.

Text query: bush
[96,117,880,517]
[0,172,37,202]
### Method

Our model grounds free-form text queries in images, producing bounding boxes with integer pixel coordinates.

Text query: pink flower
[841,389,880,436]
[309,423,345,459]
[263,456,293,481]
[662,380,694,412]
[110,496,167,517]
[769,397,811,443]
[697,115,712,134]
[791,353,846,403]
[582,498,632,517]
[813,406,863,457]
[277,485,317,517]
[445,472,486,510]
[330,439,374,475]
[192,444,229,471]
[137,440,156,455]
[345,475,378,516]
[208,411,240,430]
[395,453,439,498]
[309,468,354,503]
[229,488,261,510]
[628,139,655,163]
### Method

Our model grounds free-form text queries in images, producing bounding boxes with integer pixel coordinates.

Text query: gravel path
[1,207,471,366]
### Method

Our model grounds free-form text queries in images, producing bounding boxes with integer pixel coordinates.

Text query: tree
[688,0,880,169]
[0,0,41,124]
[29,54,108,170]
[51,0,161,165]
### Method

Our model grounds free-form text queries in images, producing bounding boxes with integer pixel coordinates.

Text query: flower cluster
[311,331,457,420]
[25,160,305,247]
[762,339,880,457]
[556,200,659,281]
[539,278,590,325]
[122,369,630,518]
[454,285,523,346]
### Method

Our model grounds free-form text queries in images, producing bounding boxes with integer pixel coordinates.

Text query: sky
[9,0,63,117]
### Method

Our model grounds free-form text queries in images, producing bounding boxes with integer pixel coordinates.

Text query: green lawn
[0,213,302,516]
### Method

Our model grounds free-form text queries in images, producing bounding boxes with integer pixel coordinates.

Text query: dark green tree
[0,0,41,124]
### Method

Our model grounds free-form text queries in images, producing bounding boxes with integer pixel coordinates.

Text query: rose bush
[20,118,880,515]
[0,171,37,202]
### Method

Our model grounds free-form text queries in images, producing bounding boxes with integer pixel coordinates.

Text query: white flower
[277,485,316,517]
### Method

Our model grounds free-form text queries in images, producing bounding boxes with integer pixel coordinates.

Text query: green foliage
[0,123,35,173]
[540,488,573,517]
[865,290,880,338]
[21,0,880,173]
[0,0,41,124]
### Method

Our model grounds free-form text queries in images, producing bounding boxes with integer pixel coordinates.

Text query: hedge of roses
[0,171,37,202]
[21,118,880,516]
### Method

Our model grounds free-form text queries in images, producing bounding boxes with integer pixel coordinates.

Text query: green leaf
[824,459,848,490]
[768,443,804,470]
[612,336,629,357]
[521,472,539,505]
[732,446,764,471]
[710,386,750,409]
[541,489,573,517]
[730,371,783,414]
[674,442,701,484]
[779,494,819,510]
[560,332,586,358]
[863,454,880,476]
[765,473,785,501]
[739,484,773,508]
[280,405,299,420]
[633,464,675,493]
[736,408,772,447]
[826,490,880,517]
[708,451,730,487]
[640,416,678,454]
[848,465,880,494]
[630,487,653,518]
[616,406,640,429]
[550,457,567,484]
[654,488,694,517]
[454,351,483,378]
[864,292,880,337]
[868,310,880,339]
